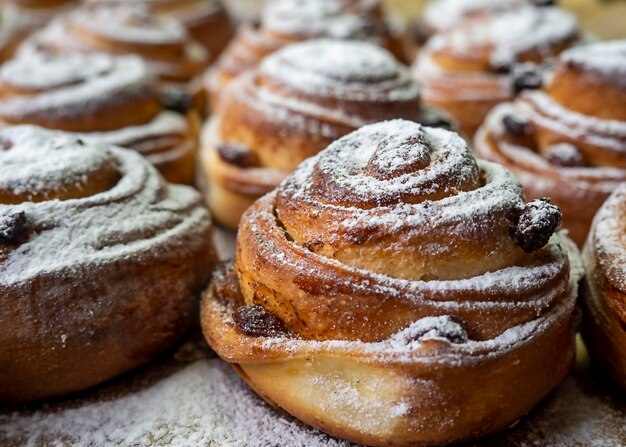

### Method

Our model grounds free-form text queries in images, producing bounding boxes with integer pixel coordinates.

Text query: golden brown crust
[0,126,217,403]
[201,120,582,446]
[407,0,531,57]
[582,184,626,391]
[21,3,209,110]
[0,51,199,185]
[85,0,234,59]
[474,41,626,246]
[200,39,444,229]
[412,5,579,137]
[206,0,404,111]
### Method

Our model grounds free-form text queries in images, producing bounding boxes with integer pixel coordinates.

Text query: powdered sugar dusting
[0,125,210,286]
[259,39,419,102]
[422,0,529,32]
[262,0,380,40]
[561,40,626,88]
[591,184,626,291]
[0,52,155,121]
[429,6,578,67]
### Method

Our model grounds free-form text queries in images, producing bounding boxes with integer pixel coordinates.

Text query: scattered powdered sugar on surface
[1,337,624,447]
[0,358,353,447]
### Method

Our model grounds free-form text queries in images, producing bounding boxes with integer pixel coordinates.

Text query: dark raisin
[232,305,288,337]
[508,198,561,253]
[304,239,324,253]
[531,0,556,6]
[0,211,27,245]
[512,66,543,94]
[249,16,262,30]
[502,114,531,138]
[420,108,455,130]
[217,143,258,168]
[161,87,194,114]
[545,142,586,167]
[412,22,432,46]
[492,61,513,75]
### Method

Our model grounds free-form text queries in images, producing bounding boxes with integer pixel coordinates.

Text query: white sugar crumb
[388,316,468,348]
[1,347,624,446]
[0,360,352,447]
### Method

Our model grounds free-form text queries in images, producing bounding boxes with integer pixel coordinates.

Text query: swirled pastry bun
[201,120,582,446]
[412,5,579,137]
[201,39,449,228]
[475,41,626,246]
[206,0,403,111]
[0,52,199,184]
[20,4,209,109]
[85,0,234,59]
[0,126,216,403]
[582,184,626,390]
[408,0,533,53]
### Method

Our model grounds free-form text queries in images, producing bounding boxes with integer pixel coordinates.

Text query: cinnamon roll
[21,4,209,108]
[206,0,403,111]
[200,39,449,228]
[0,51,199,185]
[0,126,216,403]
[475,41,626,246]
[412,5,580,137]
[408,0,536,56]
[201,120,582,446]
[582,184,626,391]
[85,0,234,59]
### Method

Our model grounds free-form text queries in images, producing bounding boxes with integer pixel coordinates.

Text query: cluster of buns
[0,1,624,446]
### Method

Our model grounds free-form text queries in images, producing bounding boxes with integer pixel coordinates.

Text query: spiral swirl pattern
[22,4,208,87]
[206,0,400,109]
[85,0,233,58]
[412,6,579,137]
[202,120,581,446]
[475,41,626,246]
[201,39,435,228]
[582,184,626,390]
[0,51,198,184]
[419,0,530,40]
[0,126,215,403]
